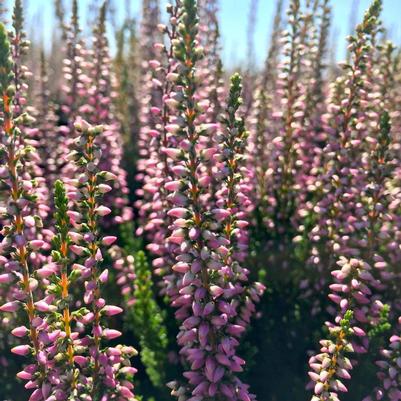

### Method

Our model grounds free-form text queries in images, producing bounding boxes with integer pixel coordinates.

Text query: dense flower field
[0,0,400,400]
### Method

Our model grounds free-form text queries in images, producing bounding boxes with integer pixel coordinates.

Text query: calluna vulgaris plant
[1,0,401,400]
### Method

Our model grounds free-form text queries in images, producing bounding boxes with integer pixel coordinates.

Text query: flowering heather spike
[197,0,226,208]
[310,0,331,113]
[374,324,401,401]
[8,0,50,221]
[11,0,24,117]
[0,20,46,393]
[135,1,180,283]
[67,120,138,400]
[283,0,332,241]
[164,1,263,397]
[82,0,132,227]
[242,0,259,114]
[307,0,384,287]
[262,0,283,91]
[60,0,88,130]
[247,0,307,241]
[308,3,398,397]
[246,0,284,232]
[53,180,74,361]
[114,16,141,162]
[308,309,355,401]
[217,73,250,261]
[140,0,161,64]
[27,179,80,397]
[271,0,310,234]
[33,49,65,204]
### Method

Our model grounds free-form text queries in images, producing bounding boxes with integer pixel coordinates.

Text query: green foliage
[129,250,168,388]
[53,180,70,249]
[0,23,13,91]
[368,304,391,339]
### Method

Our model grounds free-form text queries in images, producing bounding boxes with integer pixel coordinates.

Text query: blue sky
[10,0,401,68]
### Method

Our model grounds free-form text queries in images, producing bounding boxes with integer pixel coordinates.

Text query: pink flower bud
[0,301,19,312]
[11,326,29,338]
[29,240,45,250]
[212,208,231,221]
[35,300,56,313]
[0,273,13,283]
[102,305,123,316]
[70,245,86,256]
[168,208,189,218]
[99,269,109,283]
[11,345,30,356]
[103,329,122,340]
[95,206,112,216]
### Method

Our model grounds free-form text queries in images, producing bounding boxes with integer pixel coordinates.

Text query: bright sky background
[4,0,401,68]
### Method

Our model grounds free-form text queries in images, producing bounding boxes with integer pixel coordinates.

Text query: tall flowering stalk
[374,319,401,401]
[271,0,304,234]
[164,2,264,398]
[307,0,384,291]
[52,179,76,378]
[33,50,64,209]
[62,0,85,124]
[309,110,394,399]
[65,119,138,400]
[9,0,49,224]
[197,0,225,210]
[84,2,132,227]
[242,0,259,115]
[0,20,46,397]
[113,12,141,167]
[247,0,283,233]
[309,96,393,401]
[135,1,180,282]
